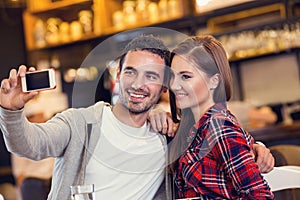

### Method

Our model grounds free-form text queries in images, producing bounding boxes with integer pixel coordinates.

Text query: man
[13,100,54,200]
[0,35,170,200]
[0,129,17,200]
[0,34,273,200]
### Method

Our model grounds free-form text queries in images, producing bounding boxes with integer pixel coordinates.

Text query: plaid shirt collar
[187,102,227,143]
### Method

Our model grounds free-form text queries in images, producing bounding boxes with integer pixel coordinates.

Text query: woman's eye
[181,74,191,80]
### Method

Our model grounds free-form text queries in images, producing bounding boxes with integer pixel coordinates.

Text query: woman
[168,35,274,199]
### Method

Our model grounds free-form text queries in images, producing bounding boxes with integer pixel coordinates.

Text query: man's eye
[146,73,159,81]
[146,74,159,81]
[124,69,136,75]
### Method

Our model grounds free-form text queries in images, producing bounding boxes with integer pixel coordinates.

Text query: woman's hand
[148,106,175,137]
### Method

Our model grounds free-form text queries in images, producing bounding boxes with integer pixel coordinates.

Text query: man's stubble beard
[118,90,162,115]
[119,95,156,114]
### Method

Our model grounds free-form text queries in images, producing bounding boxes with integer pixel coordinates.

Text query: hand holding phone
[21,69,56,92]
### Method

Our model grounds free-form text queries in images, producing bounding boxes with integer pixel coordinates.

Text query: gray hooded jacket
[0,101,168,200]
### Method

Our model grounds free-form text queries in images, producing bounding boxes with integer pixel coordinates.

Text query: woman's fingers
[148,108,175,136]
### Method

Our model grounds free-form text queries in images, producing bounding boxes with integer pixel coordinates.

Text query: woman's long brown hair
[168,35,233,172]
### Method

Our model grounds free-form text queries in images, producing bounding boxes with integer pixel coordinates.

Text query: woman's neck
[191,100,215,122]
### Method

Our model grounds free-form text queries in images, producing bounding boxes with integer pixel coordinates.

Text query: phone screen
[26,71,50,91]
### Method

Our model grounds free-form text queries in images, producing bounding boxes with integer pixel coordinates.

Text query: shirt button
[188,160,192,164]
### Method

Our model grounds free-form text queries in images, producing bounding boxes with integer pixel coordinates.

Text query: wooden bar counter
[249,120,300,147]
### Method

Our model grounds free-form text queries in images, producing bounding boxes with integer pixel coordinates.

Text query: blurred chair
[263,166,300,191]
[267,145,300,200]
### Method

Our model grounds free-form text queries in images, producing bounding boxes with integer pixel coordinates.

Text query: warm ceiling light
[0,0,27,8]
[196,0,212,7]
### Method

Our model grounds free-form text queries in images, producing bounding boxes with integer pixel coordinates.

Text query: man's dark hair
[95,35,170,104]
[118,34,171,88]
[119,34,170,70]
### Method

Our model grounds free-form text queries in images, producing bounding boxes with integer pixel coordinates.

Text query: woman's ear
[209,73,220,90]
[116,69,121,83]
[162,86,168,93]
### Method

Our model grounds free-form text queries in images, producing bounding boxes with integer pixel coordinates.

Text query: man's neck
[112,102,149,128]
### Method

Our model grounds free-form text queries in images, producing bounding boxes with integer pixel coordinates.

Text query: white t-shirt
[85,106,167,200]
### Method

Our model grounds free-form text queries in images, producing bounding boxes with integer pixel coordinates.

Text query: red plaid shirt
[174,103,274,200]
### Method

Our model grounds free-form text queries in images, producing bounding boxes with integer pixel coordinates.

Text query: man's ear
[210,73,220,89]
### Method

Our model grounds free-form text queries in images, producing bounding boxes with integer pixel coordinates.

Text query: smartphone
[21,69,56,92]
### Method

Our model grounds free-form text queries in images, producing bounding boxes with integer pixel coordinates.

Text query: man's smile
[127,89,149,102]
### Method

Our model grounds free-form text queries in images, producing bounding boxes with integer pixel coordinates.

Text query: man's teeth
[130,93,145,98]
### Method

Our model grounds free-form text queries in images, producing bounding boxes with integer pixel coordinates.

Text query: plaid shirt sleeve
[210,117,274,199]
[174,106,274,199]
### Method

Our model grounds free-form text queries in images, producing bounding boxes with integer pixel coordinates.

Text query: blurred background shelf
[0,1,299,147]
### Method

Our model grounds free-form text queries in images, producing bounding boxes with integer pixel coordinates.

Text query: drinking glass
[70,184,95,200]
